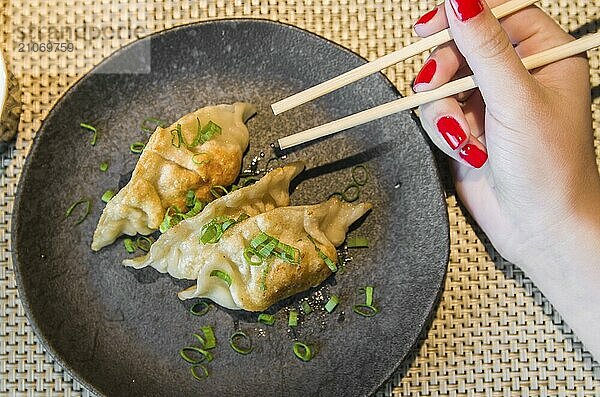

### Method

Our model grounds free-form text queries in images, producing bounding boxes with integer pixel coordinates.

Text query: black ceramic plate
[13,19,448,396]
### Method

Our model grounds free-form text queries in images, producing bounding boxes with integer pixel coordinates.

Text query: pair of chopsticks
[273,0,600,150]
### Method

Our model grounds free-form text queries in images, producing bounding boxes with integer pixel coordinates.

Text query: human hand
[412,0,599,269]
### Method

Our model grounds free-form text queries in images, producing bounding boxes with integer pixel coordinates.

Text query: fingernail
[449,0,484,22]
[415,8,438,26]
[414,59,437,86]
[436,116,467,150]
[459,144,488,168]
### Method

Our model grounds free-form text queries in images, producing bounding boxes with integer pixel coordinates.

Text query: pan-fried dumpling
[123,162,306,279]
[178,198,371,312]
[91,102,256,251]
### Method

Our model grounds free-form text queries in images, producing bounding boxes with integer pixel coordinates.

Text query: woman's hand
[413,0,600,357]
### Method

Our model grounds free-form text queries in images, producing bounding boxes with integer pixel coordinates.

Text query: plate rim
[11,17,450,396]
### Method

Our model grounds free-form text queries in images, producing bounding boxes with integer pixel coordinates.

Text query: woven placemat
[1,1,599,395]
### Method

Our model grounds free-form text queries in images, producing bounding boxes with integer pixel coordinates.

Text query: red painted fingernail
[436,116,467,150]
[415,8,438,26]
[449,0,484,22]
[459,144,488,168]
[414,59,437,86]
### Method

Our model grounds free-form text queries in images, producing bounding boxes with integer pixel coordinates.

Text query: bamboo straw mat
[0,0,599,395]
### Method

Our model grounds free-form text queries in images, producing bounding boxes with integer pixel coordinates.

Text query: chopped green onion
[65,199,91,224]
[130,142,145,154]
[347,237,369,248]
[192,153,209,165]
[199,121,222,143]
[250,232,270,249]
[189,301,210,317]
[363,286,374,306]
[123,238,136,253]
[99,161,109,172]
[185,200,204,219]
[319,251,338,272]
[210,185,228,198]
[288,310,298,327]
[136,236,153,252]
[237,213,250,222]
[159,206,180,233]
[258,313,275,326]
[301,301,313,315]
[342,184,360,202]
[244,247,263,266]
[141,117,167,133]
[229,331,253,355]
[210,269,231,286]
[171,124,182,147]
[190,364,209,381]
[351,165,369,186]
[185,190,196,208]
[179,346,213,364]
[352,304,380,317]
[324,295,339,313]
[80,123,98,146]
[200,326,216,349]
[257,237,278,258]
[101,189,115,203]
[200,222,222,244]
[293,342,313,362]
[250,232,300,265]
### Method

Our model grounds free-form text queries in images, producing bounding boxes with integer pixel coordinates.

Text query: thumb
[445,0,535,111]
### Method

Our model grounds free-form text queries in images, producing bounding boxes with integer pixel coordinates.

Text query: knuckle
[473,24,513,61]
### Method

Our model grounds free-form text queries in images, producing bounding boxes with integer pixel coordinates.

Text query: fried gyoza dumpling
[177,198,371,312]
[91,102,256,251]
[123,162,306,278]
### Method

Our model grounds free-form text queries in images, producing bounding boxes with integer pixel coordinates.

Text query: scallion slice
[101,189,115,203]
[171,124,182,148]
[363,286,374,306]
[258,313,275,326]
[324,295,339,313]
[351,165,369,186]
[210,269,231,286]
[288,310,298,327]
[342,183,360,202]
[80,123,98,146]
[210,185,228,198]
[130,142,145,154]
[185,190,196,208]
[352,304,380,317]
[189,301,210,317]
[99,161,109,172]
[301,301,313,315]
[229,331,253,355]
[347,237,369,248]
[200,326,216,349]
[136,236,153,252]
[250,232,270,249]
[243,247,263,266]
[199,121,222,143]
[319,251,338,272]
[200,222,222,244]
[179,346,213,364]
[293,342,313,362]
[123,238,136,253]
[159,206,179,233]
[141,117,167,133]
[190,364,209,381]
[65,199,91,225]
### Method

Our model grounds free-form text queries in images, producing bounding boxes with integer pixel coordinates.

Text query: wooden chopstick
[271,0,539,115]
[278,32,600,150]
